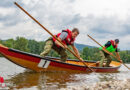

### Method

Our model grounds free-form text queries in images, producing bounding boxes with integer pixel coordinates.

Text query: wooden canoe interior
[46,57,121,67]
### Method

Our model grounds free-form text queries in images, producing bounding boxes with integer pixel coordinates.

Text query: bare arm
[71,45,80,58]
[115,52,122,63]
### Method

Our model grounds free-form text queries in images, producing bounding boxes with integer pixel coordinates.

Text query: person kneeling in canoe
[99,39,122,67]
[40,28,81,62]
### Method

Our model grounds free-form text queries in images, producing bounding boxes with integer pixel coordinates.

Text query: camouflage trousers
[99,50,112,67]
[40,38,67,62]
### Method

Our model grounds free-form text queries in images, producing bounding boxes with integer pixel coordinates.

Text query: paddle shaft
[14,2,95,72]
[87,34,130,70]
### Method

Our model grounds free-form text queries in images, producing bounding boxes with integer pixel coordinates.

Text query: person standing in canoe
[99,39,122,67]
[40,28,81,62]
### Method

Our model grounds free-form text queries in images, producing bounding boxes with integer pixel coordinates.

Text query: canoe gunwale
[92,65,121,69]
[9,48,96,62]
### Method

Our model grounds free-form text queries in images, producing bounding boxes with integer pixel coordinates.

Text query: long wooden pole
[87,34,130,70]
[14,2,95,72]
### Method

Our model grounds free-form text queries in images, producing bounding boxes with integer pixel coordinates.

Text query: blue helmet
[115,39,119,44]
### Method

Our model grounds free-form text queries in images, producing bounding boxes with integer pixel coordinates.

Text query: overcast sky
[0,0,130,50]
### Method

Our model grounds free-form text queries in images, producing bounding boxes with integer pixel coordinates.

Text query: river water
[0,57,130,90]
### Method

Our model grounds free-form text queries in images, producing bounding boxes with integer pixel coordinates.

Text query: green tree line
[0,37,130,63]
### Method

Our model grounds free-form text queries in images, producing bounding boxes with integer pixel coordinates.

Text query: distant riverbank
[0,37,130,63]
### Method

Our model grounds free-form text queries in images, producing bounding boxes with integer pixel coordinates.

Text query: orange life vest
[52,29,75,47]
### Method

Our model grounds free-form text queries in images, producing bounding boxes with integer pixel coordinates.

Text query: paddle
[87,34,130,70]
[14,2,95,72]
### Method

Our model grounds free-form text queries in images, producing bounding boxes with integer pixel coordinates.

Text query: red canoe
[0,44,121,73]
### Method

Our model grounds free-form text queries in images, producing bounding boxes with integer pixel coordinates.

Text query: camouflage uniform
[99,50,112,67]
[40,38,67,62]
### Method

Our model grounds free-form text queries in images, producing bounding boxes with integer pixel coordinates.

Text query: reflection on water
[7,71,77,90]
[0,58,130,90]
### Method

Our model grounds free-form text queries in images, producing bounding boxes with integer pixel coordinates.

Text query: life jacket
[52,29,75,47]
[99,40,118,52]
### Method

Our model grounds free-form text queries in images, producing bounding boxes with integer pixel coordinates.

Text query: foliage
[81,47,101,61]
[119,50,130,63]
[13,37,29,52]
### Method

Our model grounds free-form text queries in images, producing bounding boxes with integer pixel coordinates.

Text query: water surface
[0,58,129,90]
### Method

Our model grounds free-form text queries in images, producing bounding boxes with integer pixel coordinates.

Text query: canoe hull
[0,44,121,73]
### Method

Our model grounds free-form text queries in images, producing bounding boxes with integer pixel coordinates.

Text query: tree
[14,37,29,52]
[81,47,100,61]
[3,39,15,48]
